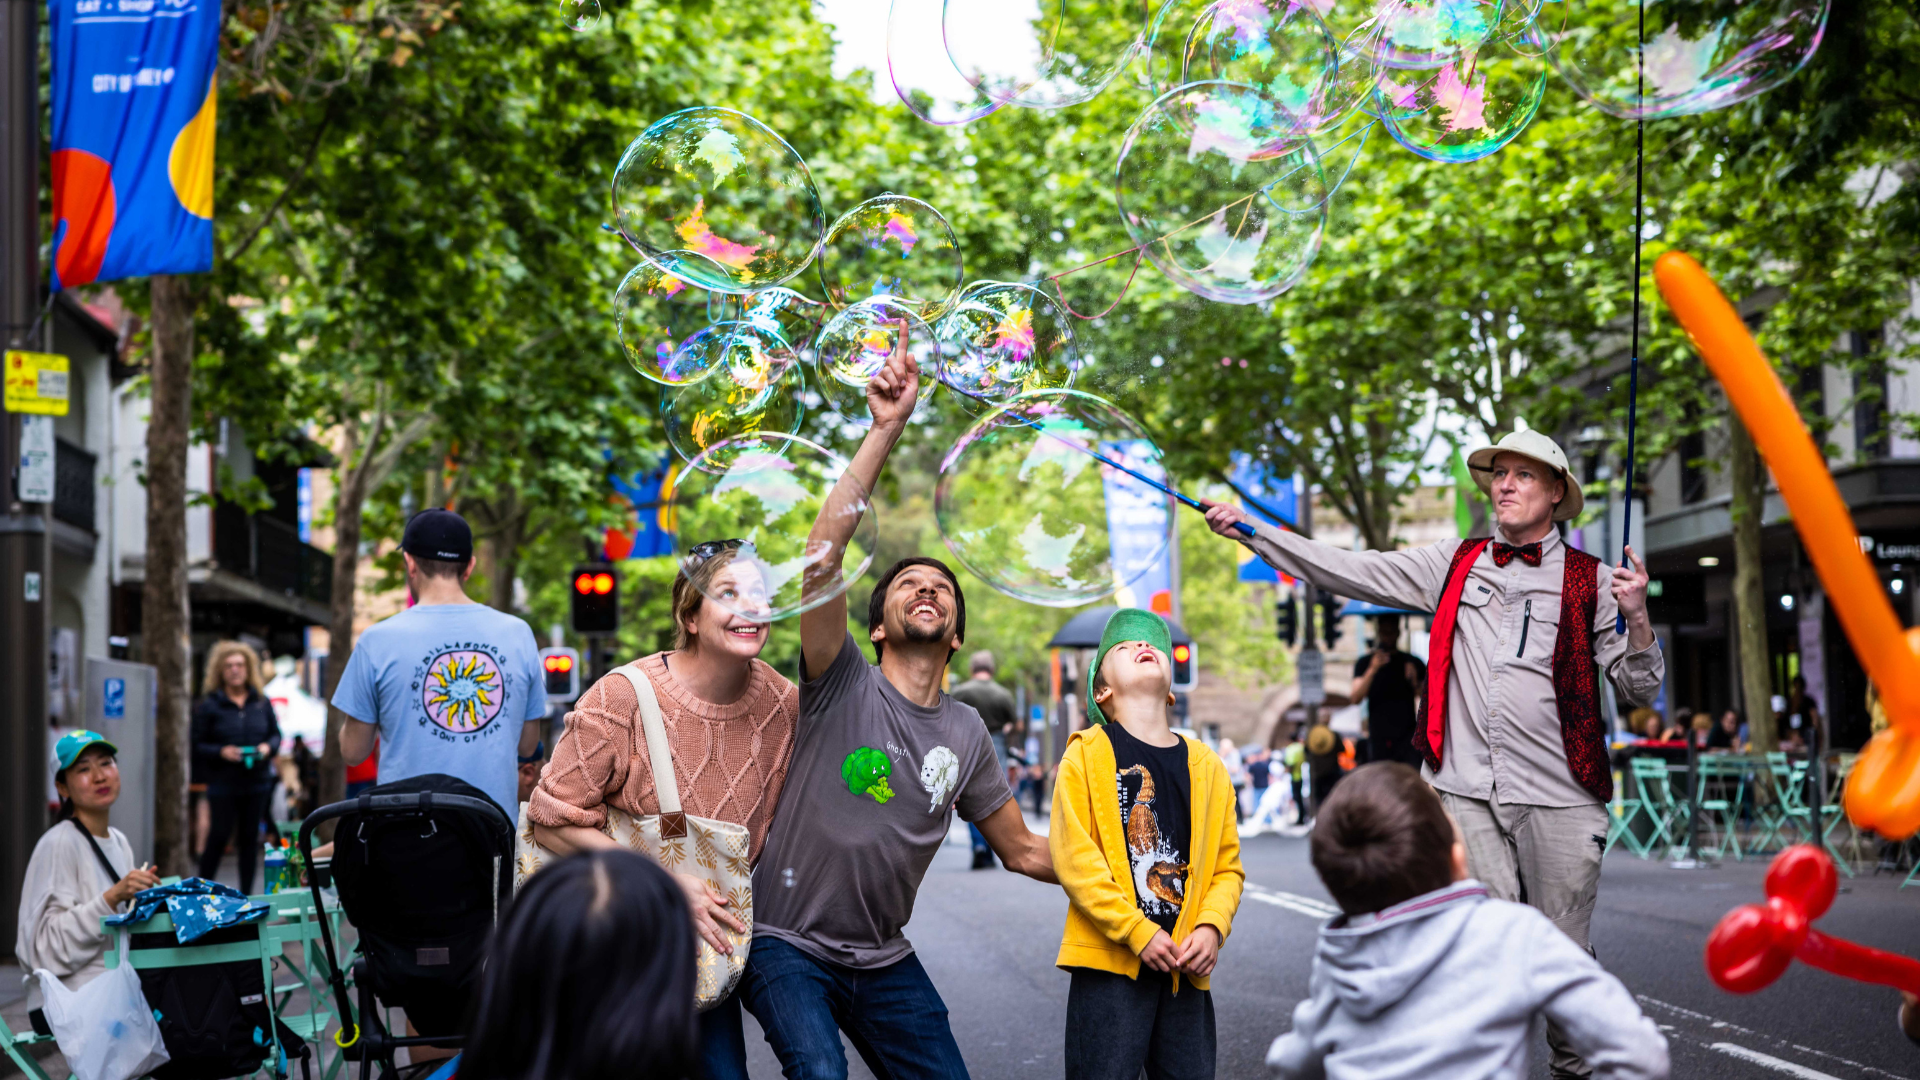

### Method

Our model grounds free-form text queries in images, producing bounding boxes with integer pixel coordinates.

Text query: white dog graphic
[919,746,959,813]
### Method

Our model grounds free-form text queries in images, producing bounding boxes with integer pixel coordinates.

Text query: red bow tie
[1491,541,1543,567]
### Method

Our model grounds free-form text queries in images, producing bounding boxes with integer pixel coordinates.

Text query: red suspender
[1420,539,1490,772]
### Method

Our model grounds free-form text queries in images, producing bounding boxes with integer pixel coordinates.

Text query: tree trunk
[485,501,524,612]
[144,275,196,876]
[318,424,370,809]
[1731,416,1778,755]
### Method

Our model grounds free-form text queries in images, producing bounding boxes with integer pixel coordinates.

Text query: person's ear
[1093,683,1113,706]
[870,623,886,645]
[1166,692,1176,706]
[1450,840,1470,883]
[461,557,476,582]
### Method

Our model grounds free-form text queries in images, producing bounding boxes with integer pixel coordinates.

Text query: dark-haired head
[866,556,966,664]
[1309,763,1461,916]
[461,850,697,1080]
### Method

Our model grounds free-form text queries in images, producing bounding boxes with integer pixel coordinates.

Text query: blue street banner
[47,0,219,289]
[606,461,677,561]
[1100,440,1174,616]
[1227,453,1298,583]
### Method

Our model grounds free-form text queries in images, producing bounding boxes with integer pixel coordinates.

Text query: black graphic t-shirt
[1104,721,1191,933]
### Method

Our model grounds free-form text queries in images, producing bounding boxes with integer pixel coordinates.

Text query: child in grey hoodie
[1267,764,1668,1080]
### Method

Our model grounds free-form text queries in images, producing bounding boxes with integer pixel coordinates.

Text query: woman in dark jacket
[191,641,280,892]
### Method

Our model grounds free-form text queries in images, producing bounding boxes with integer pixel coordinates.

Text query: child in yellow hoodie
[1051,608,1244,1080]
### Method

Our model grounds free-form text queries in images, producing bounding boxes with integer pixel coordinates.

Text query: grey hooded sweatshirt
[1267,880,1668,1080]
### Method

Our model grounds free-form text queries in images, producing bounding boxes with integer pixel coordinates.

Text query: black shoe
[971,849,996,870]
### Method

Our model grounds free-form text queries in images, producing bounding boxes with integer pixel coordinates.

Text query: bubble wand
[1615,0,1647,635]
[934,371,1259,538]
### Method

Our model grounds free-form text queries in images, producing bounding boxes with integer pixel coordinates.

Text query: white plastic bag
[34,933,169,1080]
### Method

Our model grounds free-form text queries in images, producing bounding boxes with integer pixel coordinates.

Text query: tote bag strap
[609,662,687,840]
[70,817,121,886]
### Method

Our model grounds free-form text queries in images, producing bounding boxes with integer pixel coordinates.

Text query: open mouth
[725,625,763,639]
[908,600,942,620]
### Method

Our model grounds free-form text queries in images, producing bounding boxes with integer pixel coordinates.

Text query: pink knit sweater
[528,652,798,863]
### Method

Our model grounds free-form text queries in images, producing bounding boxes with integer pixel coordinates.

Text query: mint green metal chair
[1605,769,1646,856]
[1629,757,1686,857]
[1693,755,1748,860]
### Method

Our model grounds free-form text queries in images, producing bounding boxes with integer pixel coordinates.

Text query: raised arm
[1595,544,1662,706]
[799,322,921,678]
[1201,501,1454,612]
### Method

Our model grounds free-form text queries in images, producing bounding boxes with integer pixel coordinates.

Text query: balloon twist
[1654,252,1920,838]
[1706,845,1920,995]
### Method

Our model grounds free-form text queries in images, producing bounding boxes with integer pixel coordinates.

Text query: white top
[15,821,134,1010]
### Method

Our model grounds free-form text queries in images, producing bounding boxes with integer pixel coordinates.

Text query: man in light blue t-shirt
[332,509,546,818]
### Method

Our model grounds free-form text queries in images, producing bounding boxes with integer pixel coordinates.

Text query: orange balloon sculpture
[1653,251,1920,838]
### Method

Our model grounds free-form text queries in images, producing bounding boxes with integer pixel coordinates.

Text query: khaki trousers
[1439,792,1610,1079]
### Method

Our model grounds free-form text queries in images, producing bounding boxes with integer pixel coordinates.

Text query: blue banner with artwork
[605,460,677,561]
[1228,453,1298,583]
[1100,440,1174,617]
[47,0,219,289]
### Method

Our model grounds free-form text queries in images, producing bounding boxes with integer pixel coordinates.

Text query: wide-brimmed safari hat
[1466,429,1583,523]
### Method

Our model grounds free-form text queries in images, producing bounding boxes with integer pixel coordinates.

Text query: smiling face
[57,747,120,814]
[1487,451,1565,537]
[872,563,961,657]
[684,560,772,661]
[1094,639,1174,708]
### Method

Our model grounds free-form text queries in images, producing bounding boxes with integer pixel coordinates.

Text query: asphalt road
[741,821,1920,1079]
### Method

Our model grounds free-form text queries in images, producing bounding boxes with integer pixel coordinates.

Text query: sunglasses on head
[686,538,749,564]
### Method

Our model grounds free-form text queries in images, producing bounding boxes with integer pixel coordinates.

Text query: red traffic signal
[543,654,574,674]
[569,563,619,635]
[541,647,581,701]
[1170,642,1197,693]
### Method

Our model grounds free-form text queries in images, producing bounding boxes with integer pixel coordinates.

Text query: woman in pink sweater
[529,541,798,1080]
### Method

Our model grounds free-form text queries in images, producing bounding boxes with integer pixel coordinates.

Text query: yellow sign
[4,351,70,416]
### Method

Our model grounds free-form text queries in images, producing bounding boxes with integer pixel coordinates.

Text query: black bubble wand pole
[1617,0,1647,636]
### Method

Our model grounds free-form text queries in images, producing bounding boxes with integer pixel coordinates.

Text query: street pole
[0,0,47,923]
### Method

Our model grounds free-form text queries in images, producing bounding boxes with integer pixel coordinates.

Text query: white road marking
[1244,884,1339,919]
[1639,996,1912,1080]
[1712,1043,1846,1080]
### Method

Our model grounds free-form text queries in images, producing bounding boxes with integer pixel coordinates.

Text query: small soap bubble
[559,0,600,31]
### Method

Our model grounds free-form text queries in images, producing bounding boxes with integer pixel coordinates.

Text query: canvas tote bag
[514,661,751,1011]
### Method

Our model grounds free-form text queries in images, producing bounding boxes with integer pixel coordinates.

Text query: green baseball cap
[1085,608,1173,726]
[52,729,118,774]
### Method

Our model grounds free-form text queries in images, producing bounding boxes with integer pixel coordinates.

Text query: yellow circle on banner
[169,76,217,220]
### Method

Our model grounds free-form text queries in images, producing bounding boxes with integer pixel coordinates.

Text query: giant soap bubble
[934,282,1076,415]
[1533,0,1828,119]
[612,108,825,292]
[817,195,965,317]
[1160,0,1342,131]
[936,389,1172,606]
[742,287,824,354]
[1378,39,1548,162]
[810,297,939,423]
[670,433,879,622]
[662,324,804,465]
[887,0,1006,125]
[943,0,1147,110]
[1116,81,1329,305]
[1364,0,1502,69]
[615,257,743,385]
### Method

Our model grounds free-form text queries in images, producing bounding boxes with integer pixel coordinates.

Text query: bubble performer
[1203,428,1663,1079]
[737,317,1058,1078]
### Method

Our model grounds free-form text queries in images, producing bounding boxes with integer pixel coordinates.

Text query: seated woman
[458,850,697,1080]
[15,732,160,1013]
[528,541,798,1080]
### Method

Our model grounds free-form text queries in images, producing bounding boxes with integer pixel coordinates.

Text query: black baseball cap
[401,509,473,563]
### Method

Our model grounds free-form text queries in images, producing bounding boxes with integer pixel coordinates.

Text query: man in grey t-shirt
[949,650,1018,870]
[741,325,1057,1079]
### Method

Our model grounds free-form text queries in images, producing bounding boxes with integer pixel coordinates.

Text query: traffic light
[1320,592,1340,649]
[1170,642,1197,692]
[541,647,581,703]
[570,563,619,635]
[1276,596,1298,646]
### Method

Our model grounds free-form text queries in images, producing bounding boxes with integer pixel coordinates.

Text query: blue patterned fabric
[104,878,270,943]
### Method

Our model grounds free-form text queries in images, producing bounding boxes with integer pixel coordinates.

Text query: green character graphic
[842,747,894,803]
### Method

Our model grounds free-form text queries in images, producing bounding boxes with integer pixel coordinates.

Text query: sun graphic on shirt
[420,649,506,733]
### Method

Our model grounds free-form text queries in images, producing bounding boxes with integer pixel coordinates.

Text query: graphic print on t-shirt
[917,746,958,812]
[420,648,505,732]
[1119,764,1188,924]
[842,747,895,803]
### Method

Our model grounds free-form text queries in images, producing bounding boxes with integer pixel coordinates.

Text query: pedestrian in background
[1282,732,1308,825]
[332,509,547,820]
[1219,738,1248,823]
[952,649,1020,870]
[1349,614,1425,767]
[192,640,280,893]
[1051,609,1243,1080]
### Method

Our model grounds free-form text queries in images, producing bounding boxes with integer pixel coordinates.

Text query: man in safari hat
[1201,428,1663,1079]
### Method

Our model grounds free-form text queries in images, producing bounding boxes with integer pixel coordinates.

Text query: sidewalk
[0,964,65,1079]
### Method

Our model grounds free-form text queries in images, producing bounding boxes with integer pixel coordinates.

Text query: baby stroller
[299,774,514,1080]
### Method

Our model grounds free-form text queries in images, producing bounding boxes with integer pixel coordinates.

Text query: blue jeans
[700,988,748,1080]
[740,936,969,1080]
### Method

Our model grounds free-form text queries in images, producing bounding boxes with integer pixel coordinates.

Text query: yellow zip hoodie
[1050,725,1244,991]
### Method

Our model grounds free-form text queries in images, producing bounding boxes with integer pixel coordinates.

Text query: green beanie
[1085,608,1174,726]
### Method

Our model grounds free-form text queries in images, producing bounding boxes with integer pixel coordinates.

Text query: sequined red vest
[1415,539,1612,802]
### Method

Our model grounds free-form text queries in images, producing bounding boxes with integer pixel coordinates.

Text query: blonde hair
[672,547,772,651]
[202,640,265,696]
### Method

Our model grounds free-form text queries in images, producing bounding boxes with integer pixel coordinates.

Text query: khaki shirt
[1242,522,1664,807]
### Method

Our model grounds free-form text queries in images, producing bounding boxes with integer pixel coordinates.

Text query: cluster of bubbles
[874,0,1827,304]
[612,108,1174,615]
[593,0,1827,617]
